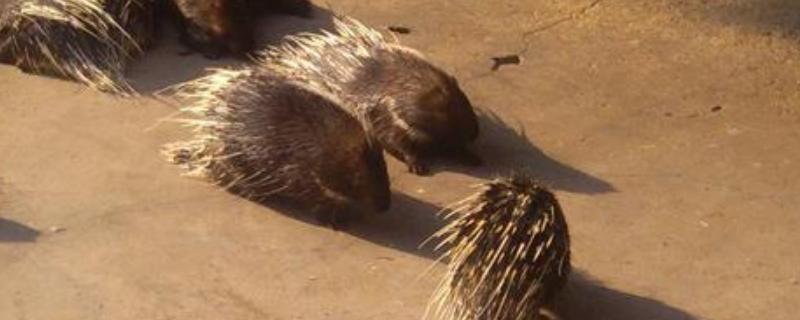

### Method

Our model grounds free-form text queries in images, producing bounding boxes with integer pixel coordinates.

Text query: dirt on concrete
[1,0,799,319]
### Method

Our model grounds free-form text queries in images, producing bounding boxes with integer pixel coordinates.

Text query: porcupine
[258,17,481,175]
[167,0,312,59]
[426,173,570,320]
[162,67,392,226]
[0,0,312,93]
[0,0,158,95]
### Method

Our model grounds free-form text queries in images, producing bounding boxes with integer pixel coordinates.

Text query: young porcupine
[258,17,481,175]
[0,0,158,94]
[168,0,312,59]
[162,67,391,225]
[426,174,570,320]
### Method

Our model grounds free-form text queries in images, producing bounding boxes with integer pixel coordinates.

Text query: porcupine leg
[0,48,11,64]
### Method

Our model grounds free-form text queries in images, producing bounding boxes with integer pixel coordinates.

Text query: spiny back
[162,67,391,215]
[426,174,571,320]
[0,0,156,95]
[255,17,398,100]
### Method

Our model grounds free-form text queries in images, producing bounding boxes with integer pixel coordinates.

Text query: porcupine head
[313,128,392,224]
[351,46,481,174]
[173,0,254,58]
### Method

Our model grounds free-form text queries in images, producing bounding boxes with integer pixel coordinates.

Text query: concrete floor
[1,0,799,319]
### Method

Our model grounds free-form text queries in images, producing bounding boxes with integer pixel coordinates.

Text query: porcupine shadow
[0,180,40,243]
[433,108,616,195]
[126,4,336,94]
[346,195,696,320]
[0,218,39,242]
[675,0,800,39]
[556,272,698,320]
[238,190,446,260]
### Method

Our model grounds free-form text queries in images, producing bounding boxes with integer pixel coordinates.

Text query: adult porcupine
[168,0,312,59]
[0,0,158,95]
[426,174,570,320]
[258,17,481,175]
[162,67,391,225]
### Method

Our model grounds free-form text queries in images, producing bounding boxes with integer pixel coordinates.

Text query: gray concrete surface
[1,0,799,319]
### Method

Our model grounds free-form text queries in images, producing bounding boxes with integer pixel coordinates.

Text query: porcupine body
[168,0,312,59]
[0,0,158,94]
[427,174,570,320]
[162,67,391,225]
[258,17,481,175]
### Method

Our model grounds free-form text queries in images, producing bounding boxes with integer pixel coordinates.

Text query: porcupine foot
[405,156,431,176]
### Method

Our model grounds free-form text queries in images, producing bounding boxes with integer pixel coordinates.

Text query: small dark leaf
[388,26,411,34]
[491,55,521,71]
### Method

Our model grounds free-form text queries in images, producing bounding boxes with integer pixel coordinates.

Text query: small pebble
[711,105,723,112]
[49,226,66,233]
[699,220,710,228]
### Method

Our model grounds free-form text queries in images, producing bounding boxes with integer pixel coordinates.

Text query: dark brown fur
[168,0,312,59]
[178,70,391,226]
[347,47,481,175]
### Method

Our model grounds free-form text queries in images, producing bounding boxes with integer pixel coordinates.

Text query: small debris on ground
[711,105,723,113]
[48,226,66,233]
[491,54,522,71]
[387,25,411,34]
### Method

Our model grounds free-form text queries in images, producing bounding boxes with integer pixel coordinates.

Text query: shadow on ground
[0,218,39,242]
[127,5,336,95]
[558,272,698,320]
[430,109,616,195]
[243,191,445,260]
[346,192,445,260]
[675,0,800,38]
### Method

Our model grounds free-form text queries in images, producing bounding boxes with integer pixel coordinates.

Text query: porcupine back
[256,17,480,175]
[0,0,157,95]
[162,67,391,222]
[426,174,571,320]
